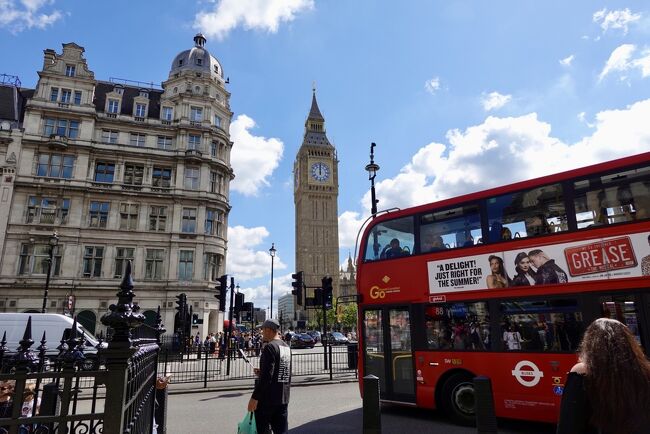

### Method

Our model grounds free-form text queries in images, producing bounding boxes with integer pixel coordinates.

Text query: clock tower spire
[294,90,340,323]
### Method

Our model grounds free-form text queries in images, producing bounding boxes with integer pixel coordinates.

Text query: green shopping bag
[237,412,257,434]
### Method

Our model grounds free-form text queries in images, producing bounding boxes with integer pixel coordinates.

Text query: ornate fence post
[101,261,145,434]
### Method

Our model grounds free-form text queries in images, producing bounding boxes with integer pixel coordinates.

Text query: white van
[0,313,104,369]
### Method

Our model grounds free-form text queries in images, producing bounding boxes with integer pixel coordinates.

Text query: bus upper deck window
[364,216,414,262]
[574,165,650,229]
[487,183,567,242]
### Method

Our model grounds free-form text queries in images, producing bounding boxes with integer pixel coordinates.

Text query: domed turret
[169,34,224,80]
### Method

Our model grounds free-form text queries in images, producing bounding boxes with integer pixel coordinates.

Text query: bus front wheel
[440,373,476,426]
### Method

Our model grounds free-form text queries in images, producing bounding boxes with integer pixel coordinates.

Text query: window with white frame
[162,106,173,121]
[210,141,217,157]
[101,130,119,144]
[119,203,139,230]
[114,247,135,278]
[178,250,194,281]
[188,134,201,150]
[74,91,82,105]
[36,153,75,178]
[26,197,70,224]
[139,91,149,98]
[123,164,144,185]
[89,201,110,228]
[205,209,217,235]
[203,253,220,281]
[184,167,199,190]
[214,115,222,127]
[216,211,224,236]
[190,106,203,122]
[157,136,172,150]
[108,99,119,113]
[50,87,59,102]
[43,118,79,138]
[145,249,164,280]
[149,206,167,231]
[135,103,147,117]
[83,246,103,277]
[65,64,76,77]
[19,244,62,276]
[94,162,115,183]
[152,167,172,188]
[182,208,197,233]
[114,87,124,95]
[129,133,146,147]
[61,89,71,103]
[209,171,218,193]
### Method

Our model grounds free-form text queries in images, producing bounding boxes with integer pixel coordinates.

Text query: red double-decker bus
[355,151,650,425]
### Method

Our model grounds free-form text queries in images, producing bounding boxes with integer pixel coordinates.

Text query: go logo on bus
[369,286,387,299]
[511,360,544,387]
[369,285,400,299]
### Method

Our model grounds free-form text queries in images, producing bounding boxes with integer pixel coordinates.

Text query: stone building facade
[0,35,233,336]
[293,92,340,321]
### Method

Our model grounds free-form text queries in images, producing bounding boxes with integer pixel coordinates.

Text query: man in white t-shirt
[503,325,522,350]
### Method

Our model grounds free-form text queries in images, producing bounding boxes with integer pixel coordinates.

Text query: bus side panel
[415,351,577,423]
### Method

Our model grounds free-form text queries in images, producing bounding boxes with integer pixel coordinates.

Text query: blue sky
[2,0,650,315]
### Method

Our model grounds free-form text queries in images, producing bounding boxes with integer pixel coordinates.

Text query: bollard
[363,374,381,434]
[38,382,60,432]
[155,378,170,434]
[473,376,498,434]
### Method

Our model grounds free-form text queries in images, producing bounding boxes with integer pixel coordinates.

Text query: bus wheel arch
[435,369,477,426]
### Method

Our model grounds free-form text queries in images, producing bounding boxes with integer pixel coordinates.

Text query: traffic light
[322,276,333,309]
[216,274,228,312]
[174,293,187,332]
[192,313,199,325]
[314,287,323,306]
[235,292,245,314]
[291,271,304,306]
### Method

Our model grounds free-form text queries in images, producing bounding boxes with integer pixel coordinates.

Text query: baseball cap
[261,318,280,331]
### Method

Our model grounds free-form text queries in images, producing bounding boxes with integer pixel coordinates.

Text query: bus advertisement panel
[427,232,649,294]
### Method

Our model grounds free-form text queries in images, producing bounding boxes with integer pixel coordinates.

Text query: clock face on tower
[310,162,330,182]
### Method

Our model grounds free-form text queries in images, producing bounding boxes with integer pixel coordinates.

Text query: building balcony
[47,134,68,149]
[184,149,203,162]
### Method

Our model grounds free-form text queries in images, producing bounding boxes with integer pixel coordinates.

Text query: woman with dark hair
[486,255,510,288]
[557,318,650,434]
[511,252,536,286]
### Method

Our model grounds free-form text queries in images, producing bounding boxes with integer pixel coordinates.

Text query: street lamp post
[269,243,276,318]
[365,142,380,216]
[365,143,381,259]
[41,232,59,313]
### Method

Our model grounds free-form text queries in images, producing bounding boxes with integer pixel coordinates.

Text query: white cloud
[593,8,641,34]
[338,211,366,250]
[559,54,575,67]
[598,44,650,82]
[0,0,63,32]
[342,99,650,236]
[481,91,512,111]
[194,0,314,40]
[424,77,441,95]
[238,273,293,316]
[230,114,284,196]
[226,225,286,282]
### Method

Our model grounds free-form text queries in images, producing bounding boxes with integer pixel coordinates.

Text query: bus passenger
[486,255,510,288]
[511,252,536,286]
[422,233,445,253]
[557,318,650,434]
[501,227,512,240]
[380,238,408,259]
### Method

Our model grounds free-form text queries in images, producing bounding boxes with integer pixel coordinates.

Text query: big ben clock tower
[294,90,340,320]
